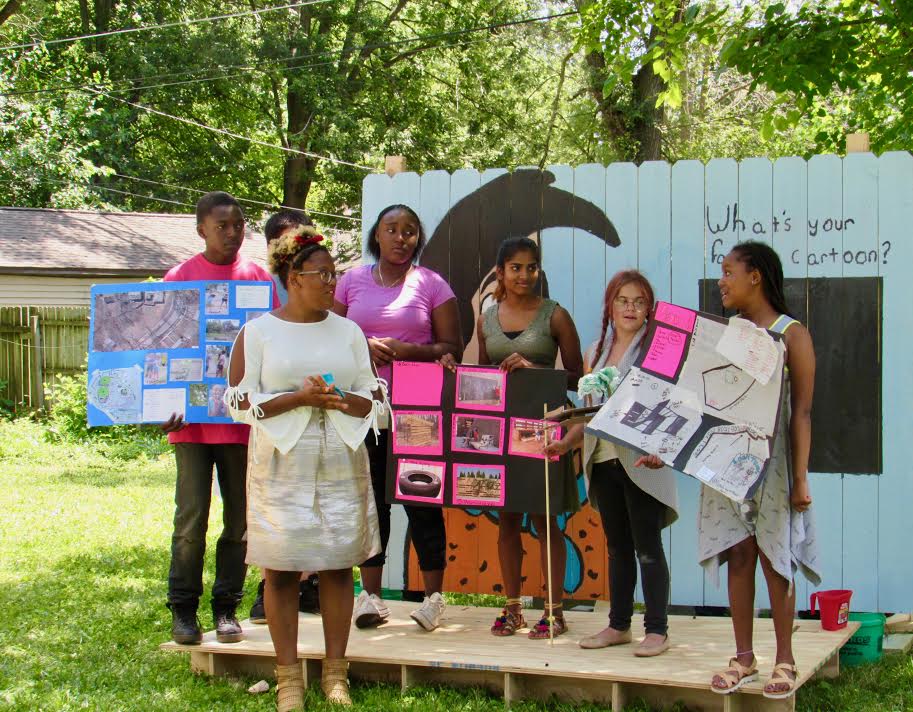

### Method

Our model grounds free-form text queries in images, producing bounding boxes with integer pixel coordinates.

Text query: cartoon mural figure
[408,169,621,600]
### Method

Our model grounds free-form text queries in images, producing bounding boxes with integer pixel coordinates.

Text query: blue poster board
[87,280,273,426]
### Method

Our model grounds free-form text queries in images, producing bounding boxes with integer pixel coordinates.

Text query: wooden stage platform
[161,601,858,711]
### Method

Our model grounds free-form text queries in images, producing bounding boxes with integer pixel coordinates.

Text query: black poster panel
[385,365,570,513]
[699,276,882,474]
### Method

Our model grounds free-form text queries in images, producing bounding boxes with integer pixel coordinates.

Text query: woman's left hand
[500,352,535,372]
[791,478,812,512]
[633,454,664,469]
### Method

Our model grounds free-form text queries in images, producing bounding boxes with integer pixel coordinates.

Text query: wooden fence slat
[737,158,774,246]
[541,165,575,332]
[669,159,707,606]
[877,151,913,611]
[361,173,393,257]
[572,164,609,350]
[805,154,846,600]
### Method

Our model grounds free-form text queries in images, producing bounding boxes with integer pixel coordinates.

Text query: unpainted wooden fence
[0,306,89,412]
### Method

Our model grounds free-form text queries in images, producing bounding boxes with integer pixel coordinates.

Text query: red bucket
[810,589,852,631]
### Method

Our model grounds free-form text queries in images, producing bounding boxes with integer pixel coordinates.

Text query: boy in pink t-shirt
[162,191,278,646]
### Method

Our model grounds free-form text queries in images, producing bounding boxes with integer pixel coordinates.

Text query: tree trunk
[0,0,22,27]
[631,60,665,162]
[282,88,318,207]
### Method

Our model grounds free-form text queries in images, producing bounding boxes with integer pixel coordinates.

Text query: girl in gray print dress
[442,237,583,639]
[640,241,819,700]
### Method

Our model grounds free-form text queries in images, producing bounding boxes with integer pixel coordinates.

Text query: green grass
[0,418,911,711]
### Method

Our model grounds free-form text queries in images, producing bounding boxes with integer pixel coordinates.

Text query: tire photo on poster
[395,460,445,505]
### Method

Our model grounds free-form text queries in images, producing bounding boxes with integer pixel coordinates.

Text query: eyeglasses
[614,297,648,312]
[296,269,337,284]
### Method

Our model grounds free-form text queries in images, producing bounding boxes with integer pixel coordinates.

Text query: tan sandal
[321,658,352,706]
[491,598,526,636]
[763,662,798,699]
[528,604,567,640]
[276,663,305,711]
[710,657,758,695]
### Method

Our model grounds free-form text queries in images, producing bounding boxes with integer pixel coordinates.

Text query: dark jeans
[362,431,446,571]
[590,458,670,635]
[167,443,248,611]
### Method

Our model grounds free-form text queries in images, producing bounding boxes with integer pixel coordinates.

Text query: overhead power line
[1,10,576,98]
[110,172,362,222]
[0,0,334,52]
[0,175,196,208]
[88,88,375,171]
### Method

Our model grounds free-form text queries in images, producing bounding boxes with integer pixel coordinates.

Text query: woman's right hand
[543,438,571,458]
[633,453,664,469]
[438,352,459,373]
[368,337,396,367]
[297,376,347,411]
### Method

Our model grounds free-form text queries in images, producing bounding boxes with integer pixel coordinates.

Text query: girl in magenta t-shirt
[333,204,462,632]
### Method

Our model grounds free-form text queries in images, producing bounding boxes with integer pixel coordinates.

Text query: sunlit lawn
[0,418,910,711]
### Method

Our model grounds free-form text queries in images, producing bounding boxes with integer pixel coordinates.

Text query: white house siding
[0,275,137,306]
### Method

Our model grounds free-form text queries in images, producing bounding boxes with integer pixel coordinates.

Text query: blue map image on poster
[88,280,273,426]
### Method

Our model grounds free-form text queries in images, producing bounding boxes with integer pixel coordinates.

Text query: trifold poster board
[87,280,273,426]
[586,302,786,502]
[386,362,570,512]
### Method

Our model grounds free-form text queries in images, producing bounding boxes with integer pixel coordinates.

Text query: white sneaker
[353,590,389,629]
[410,592,445,631]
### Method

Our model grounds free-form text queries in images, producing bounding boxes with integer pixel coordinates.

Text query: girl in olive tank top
[443,237,583,639]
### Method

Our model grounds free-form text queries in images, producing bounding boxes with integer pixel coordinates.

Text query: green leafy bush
[0,379,14,418]
[44,371,169,460]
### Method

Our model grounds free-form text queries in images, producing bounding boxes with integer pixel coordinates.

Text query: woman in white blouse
[226,227,384,710]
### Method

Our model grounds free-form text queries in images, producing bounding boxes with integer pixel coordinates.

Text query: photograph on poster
[207,384,228,418]
[451,414,504,455]
[189,383,208,407]
[205,283,230,315]
[452,463,505,507]
[170,358,203,382]
[392,410,444,455]
[455,367,506,411]
[205,318,241,343]
[93,289,199,352]
[508,418,562,460]
[395,459,445,504]
[205,344,229,378]
[143,352,167,385]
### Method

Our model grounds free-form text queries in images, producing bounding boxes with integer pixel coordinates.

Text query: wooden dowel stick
[543,403,554,645]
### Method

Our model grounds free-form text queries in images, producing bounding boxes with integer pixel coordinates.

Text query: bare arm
[476,312,491,366]
[785,323,815,510]
[551,305,584,389]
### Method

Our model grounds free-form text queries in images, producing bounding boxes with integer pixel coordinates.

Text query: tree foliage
[720,0,913,152]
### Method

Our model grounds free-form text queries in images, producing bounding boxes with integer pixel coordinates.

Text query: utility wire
[110,172,361,222]
[0,0,335,52]
[1,10,576,98]
[87,88,375,171]
[0,175,197,208]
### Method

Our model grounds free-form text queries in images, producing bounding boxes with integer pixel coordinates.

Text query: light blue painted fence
[362,153,913,612]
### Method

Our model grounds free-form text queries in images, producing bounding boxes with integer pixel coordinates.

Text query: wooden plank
[877,151,913,612]
[669,159,706,607]
[804,154,845,601]
[703,157,738,607]
[604,162,639,279]
[885,613,913,634]
[737,157,774,246]
[418,170,452,276]
[571,164,608,350]
[636,160,672,303]
[883,633,913,655]
[837,154,879,612]
[541,165,575,325]
[361,173,393,257]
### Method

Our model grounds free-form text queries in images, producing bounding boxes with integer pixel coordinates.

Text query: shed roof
[0,207,269,277]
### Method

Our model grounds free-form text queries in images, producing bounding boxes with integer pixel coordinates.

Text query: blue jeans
[167,443,248,610]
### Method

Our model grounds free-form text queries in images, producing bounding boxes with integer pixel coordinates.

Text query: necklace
[376,262,411,289]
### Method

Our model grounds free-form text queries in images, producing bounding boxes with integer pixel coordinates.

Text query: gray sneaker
[410,592,445,631]
[353,590,389,628]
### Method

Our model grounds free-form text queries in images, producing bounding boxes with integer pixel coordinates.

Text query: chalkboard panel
[699,277,882,474]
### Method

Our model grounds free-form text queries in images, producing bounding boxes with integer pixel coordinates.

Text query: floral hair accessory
[295,233,324,247]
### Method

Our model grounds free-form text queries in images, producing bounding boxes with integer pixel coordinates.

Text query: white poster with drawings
[585,302,786,502]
